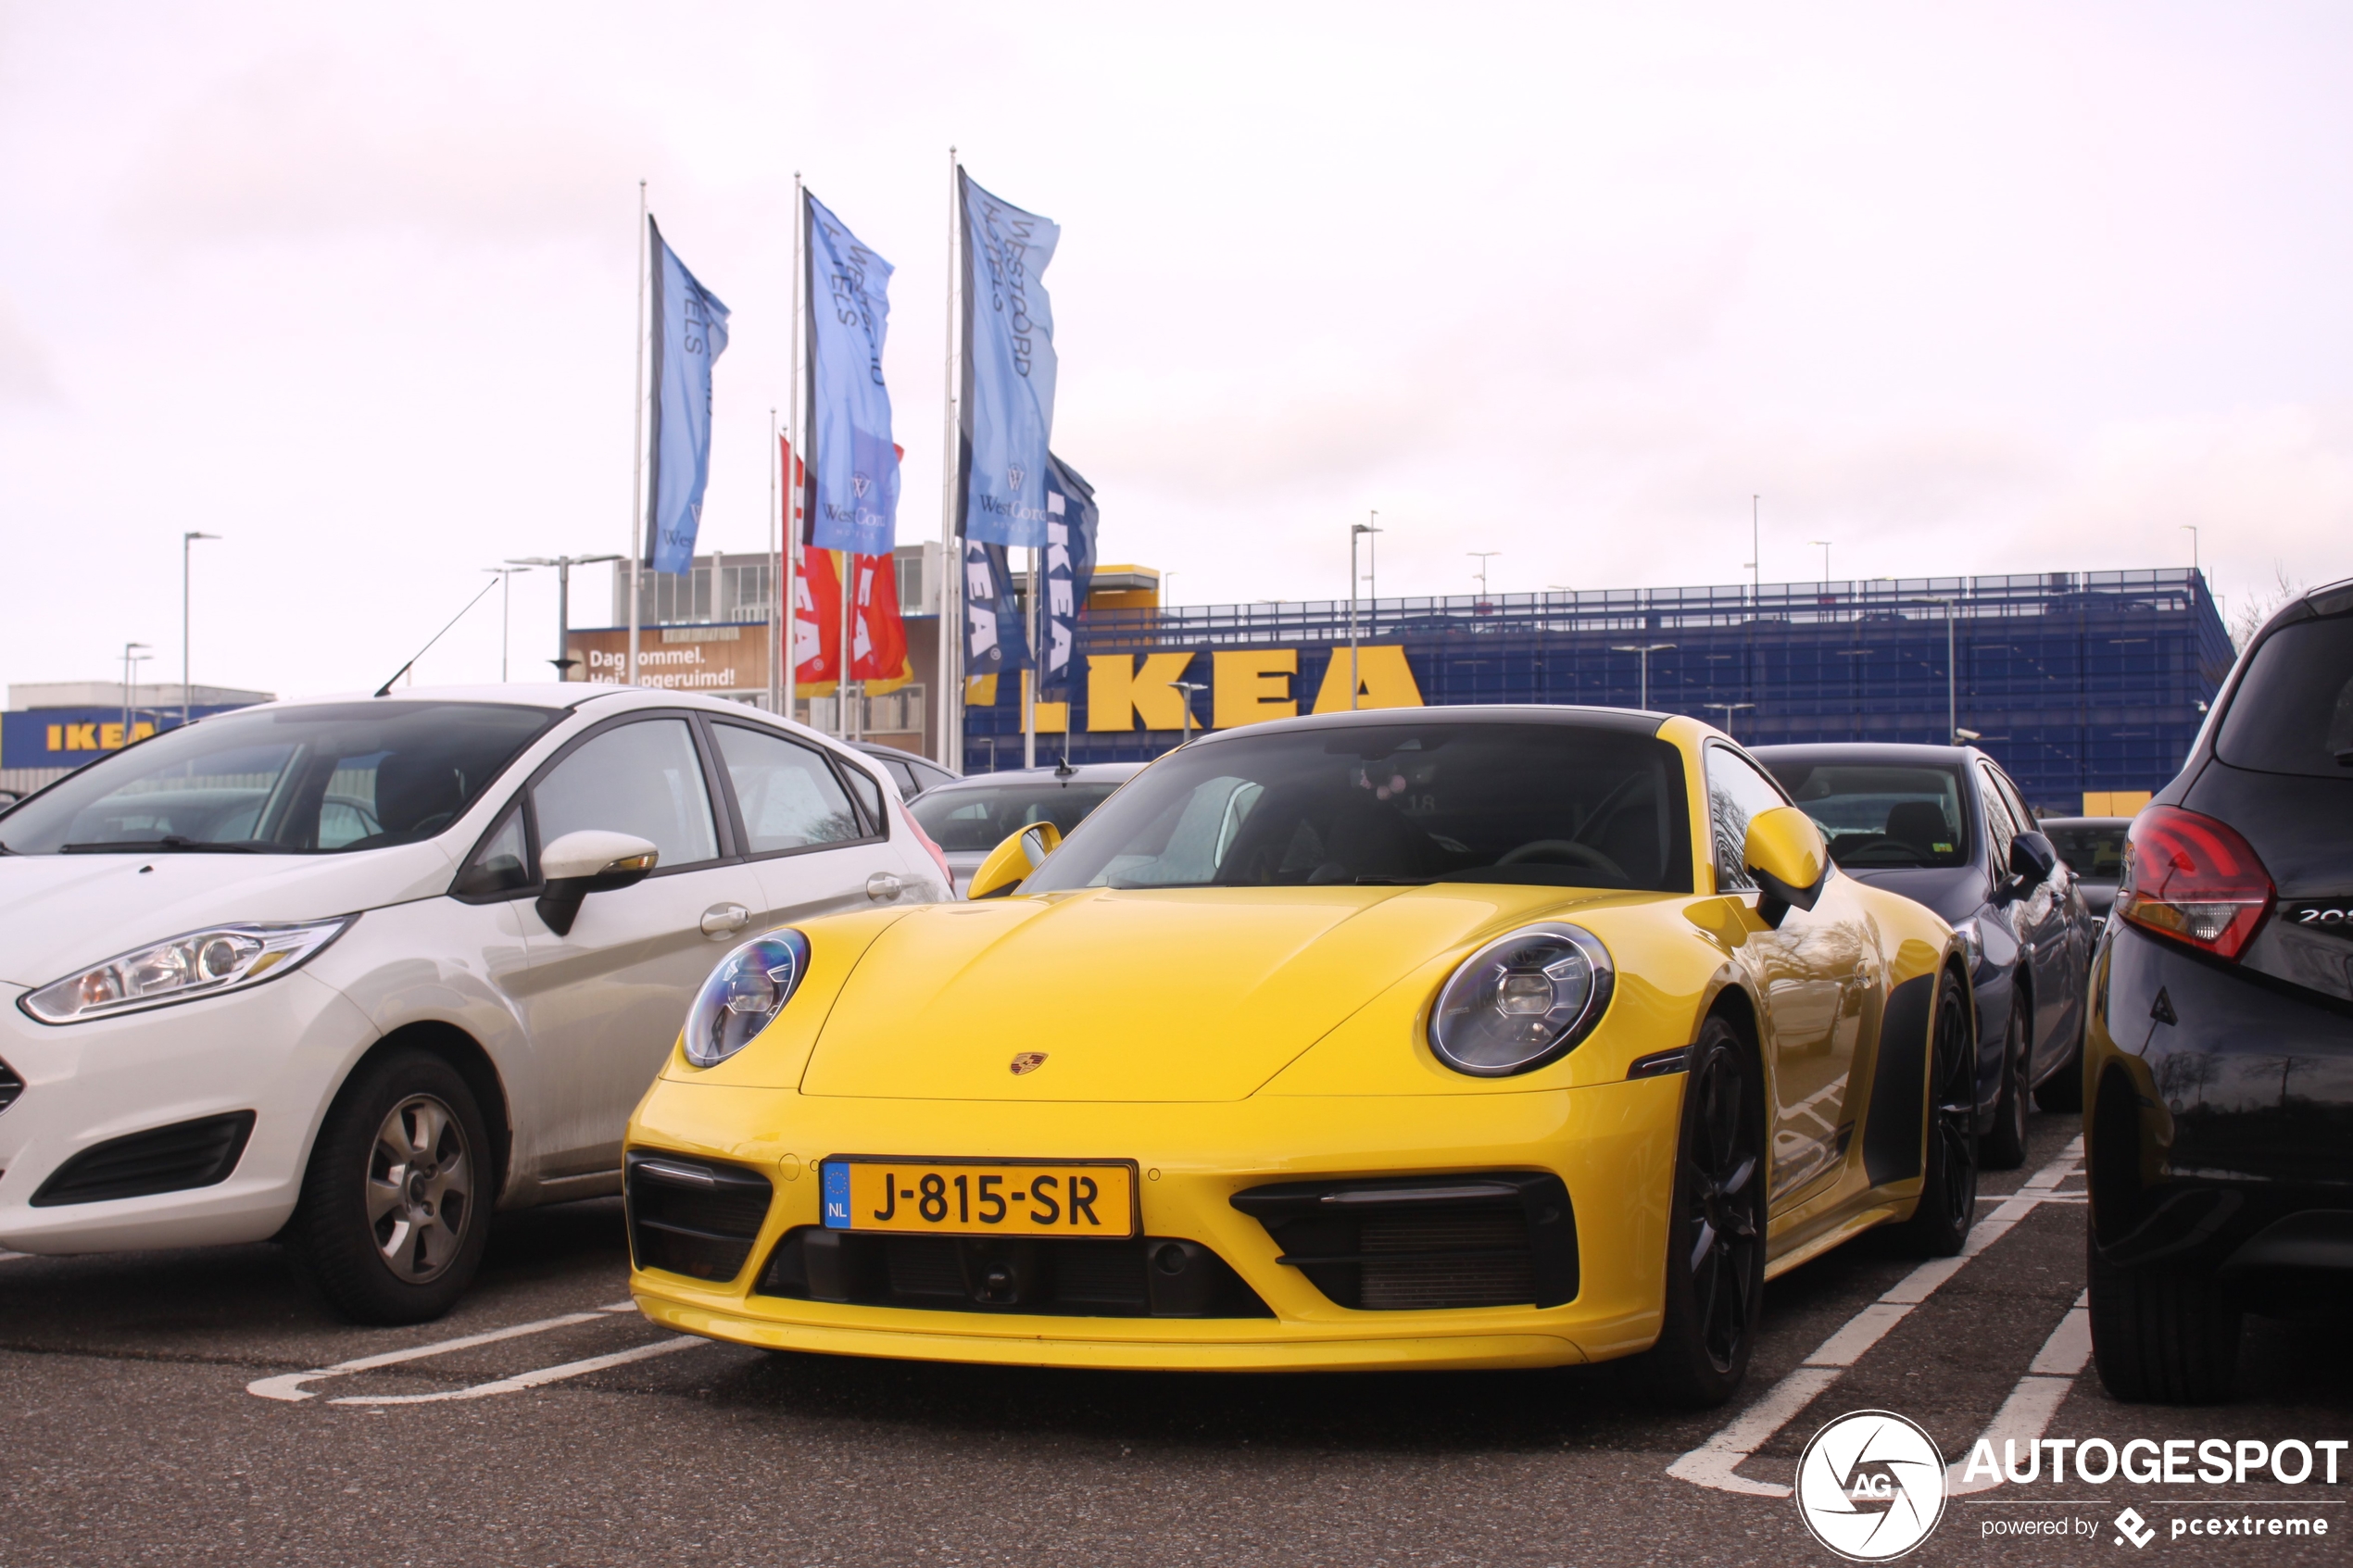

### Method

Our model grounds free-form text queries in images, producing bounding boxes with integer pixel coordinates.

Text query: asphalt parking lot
[0,1112,2345,1568]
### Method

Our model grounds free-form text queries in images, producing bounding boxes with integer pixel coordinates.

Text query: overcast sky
[3,2,2349,698]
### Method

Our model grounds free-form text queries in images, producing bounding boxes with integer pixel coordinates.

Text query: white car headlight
[682,931,812,1069]
[1428,922,1616,1077]
[21,918,354,1024]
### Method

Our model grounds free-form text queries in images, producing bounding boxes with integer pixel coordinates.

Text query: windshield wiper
[60,836,269,854]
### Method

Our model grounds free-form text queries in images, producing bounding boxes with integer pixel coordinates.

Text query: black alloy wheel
[1642,1015,1766,1407]
[2088,1236,2243,1404]
[1895,969,1979,1256]
[1981,993,2032,1172]
[287,1047,495,1325]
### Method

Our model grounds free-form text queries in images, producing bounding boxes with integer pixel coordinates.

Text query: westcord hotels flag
[644,218,732,572]
[957,171,1061,550]
[804,193,900,557]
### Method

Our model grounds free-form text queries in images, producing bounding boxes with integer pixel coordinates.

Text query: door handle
[699,902,751,938]
[866,872,905,903]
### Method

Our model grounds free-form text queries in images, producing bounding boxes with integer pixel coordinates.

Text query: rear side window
[2216,616,2353,778]
[713,724,865,853]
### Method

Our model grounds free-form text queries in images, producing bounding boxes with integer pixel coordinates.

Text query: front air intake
[31,1111,256,1207]
[1230,1173,1579,1311]
[624,1152,774,1284]
[0,1059,21,1115]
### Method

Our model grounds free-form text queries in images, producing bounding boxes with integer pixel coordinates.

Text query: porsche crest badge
[1009,1051,1049,1076]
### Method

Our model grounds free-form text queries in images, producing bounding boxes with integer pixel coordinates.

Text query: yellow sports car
[624,707,1975,1403]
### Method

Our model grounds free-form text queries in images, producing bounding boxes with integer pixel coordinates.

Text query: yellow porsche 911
[624,707,1976,1404]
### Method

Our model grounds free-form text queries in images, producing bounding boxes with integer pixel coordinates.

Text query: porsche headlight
[682,931,811,1069]
[1428,922,1615,1077]
[21,918,353,1024]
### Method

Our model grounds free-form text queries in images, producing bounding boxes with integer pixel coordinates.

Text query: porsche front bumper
[625,1073,1683,1373]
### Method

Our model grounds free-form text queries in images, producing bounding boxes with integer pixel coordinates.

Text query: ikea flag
[958,171,1060,549]
[804,193,900,558]
[1040,455,1098,695]
[644,218,732,573]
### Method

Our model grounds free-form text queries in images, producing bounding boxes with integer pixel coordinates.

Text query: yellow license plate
[821,1160,1137,1237]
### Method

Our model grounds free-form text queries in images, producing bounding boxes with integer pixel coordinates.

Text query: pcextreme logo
[1796,1411,1948,1561]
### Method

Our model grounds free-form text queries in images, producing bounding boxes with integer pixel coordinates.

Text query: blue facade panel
[963,570,2230,812]
[2,706,254,771]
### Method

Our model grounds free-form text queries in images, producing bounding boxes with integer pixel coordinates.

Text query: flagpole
[937,147,963,773]
[840,550,855,739]
[767,406,780,713]
[786,172,803,725]
[627,180,648,686]
[1024,546,1038,768]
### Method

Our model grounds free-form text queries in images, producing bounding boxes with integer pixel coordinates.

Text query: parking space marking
[1667,1136,2085,1499]
[1945,1292,2092,1496]
[245,1300,642,1403]
[328,1334,705,1404]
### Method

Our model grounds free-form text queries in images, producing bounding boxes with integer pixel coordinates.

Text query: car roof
[2035,816,2133,829]
[854,741,953,771]
[1750,741,1985,767]
[1195,704,1672,746]
[223,682,751,715]
[926,762,1146,790]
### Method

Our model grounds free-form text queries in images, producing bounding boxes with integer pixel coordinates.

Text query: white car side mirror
[536,830,660,936]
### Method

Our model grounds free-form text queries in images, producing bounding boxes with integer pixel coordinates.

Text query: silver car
[909,762,1145,891]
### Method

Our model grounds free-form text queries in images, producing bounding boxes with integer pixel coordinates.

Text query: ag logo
[1794,1410,1946,1561]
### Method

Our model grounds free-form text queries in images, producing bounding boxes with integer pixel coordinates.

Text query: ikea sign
[1,707,246,770]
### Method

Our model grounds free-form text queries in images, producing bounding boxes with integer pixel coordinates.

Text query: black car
[2040,815,2133,920]
[2084,575,2353,1403]
[1755,743,2095,1169]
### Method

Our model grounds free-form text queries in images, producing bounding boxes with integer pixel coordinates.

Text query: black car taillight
[2116,805,2274,960]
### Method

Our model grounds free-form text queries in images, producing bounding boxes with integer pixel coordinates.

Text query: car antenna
[372,576,503,696]
[1053,752,1076,780]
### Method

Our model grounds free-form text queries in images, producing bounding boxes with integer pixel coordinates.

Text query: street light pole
[1610,643,1677,710]
[182,531,220,728]
[1468,551,1499,600]
[509,554,623,679]
[484,567,528,682]
[1704,700,1755,740]
[121,642,151,740]
[1349,521,1381,710]
[1809,539,1831,583]
[1170,680,1207,746]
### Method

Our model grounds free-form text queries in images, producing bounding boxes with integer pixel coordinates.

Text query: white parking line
[328,1334,703,1404]
[245,1299,641,1403]
[1667,1136,2085,1499]
[1945,1292,2093,1496]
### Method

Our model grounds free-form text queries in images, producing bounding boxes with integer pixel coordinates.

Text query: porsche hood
[798,885,1571,1102]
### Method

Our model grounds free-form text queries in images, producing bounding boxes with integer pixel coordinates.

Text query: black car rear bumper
[2087,922,2353,1299]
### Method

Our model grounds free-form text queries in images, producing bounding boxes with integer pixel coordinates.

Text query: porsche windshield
[0,702,560,855]
[1023,722,1692,893]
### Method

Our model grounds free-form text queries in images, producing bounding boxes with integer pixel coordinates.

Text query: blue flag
[1039,455,1098,696]
[643,218,731,573]
[963,537,1030,677]
[804,193,900,557]
[958,171,1060,548]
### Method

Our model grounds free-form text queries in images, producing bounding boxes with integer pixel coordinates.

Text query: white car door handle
[866,872,905,902]
[699,902,750,938]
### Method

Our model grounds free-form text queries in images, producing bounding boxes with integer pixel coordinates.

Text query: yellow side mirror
[965,821,1063,900]
[1743,805,1829,926]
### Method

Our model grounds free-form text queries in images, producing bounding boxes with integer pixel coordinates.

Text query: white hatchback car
[0,684,950,1322]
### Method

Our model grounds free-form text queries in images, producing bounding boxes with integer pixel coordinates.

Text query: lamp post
[1704,700,1755,740]
[2181,524,2199,577]
[1610,643,1676,710]
[1170,679,1207,746]
[1468,551,1499,600]
[1348,521,1381,709]
[1809,539,1831,583]
[509,554,623,679]
[182,532,220,728]
[121,642,151,741]
[484,566,529,682]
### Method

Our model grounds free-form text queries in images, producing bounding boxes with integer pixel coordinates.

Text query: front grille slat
[625,1152,774,1284]
[31,1112,256,1207]
[1232,1172,1578,1311]
[756,1229,1270,1318]
[0,1059,22,1115]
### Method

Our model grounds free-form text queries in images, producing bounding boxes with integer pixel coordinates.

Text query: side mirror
[2008,830,2058,887]
[965,821,1062,901]
[1743,806,1830,928]
[535,830,660,935]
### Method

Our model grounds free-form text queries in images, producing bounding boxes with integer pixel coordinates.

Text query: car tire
[286,1047,494,1325]
[1894,969,1978,1257]
[1981,994,2031,1172]
[1640,1015,1766,1409]
[2088,1238,2241,1404]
